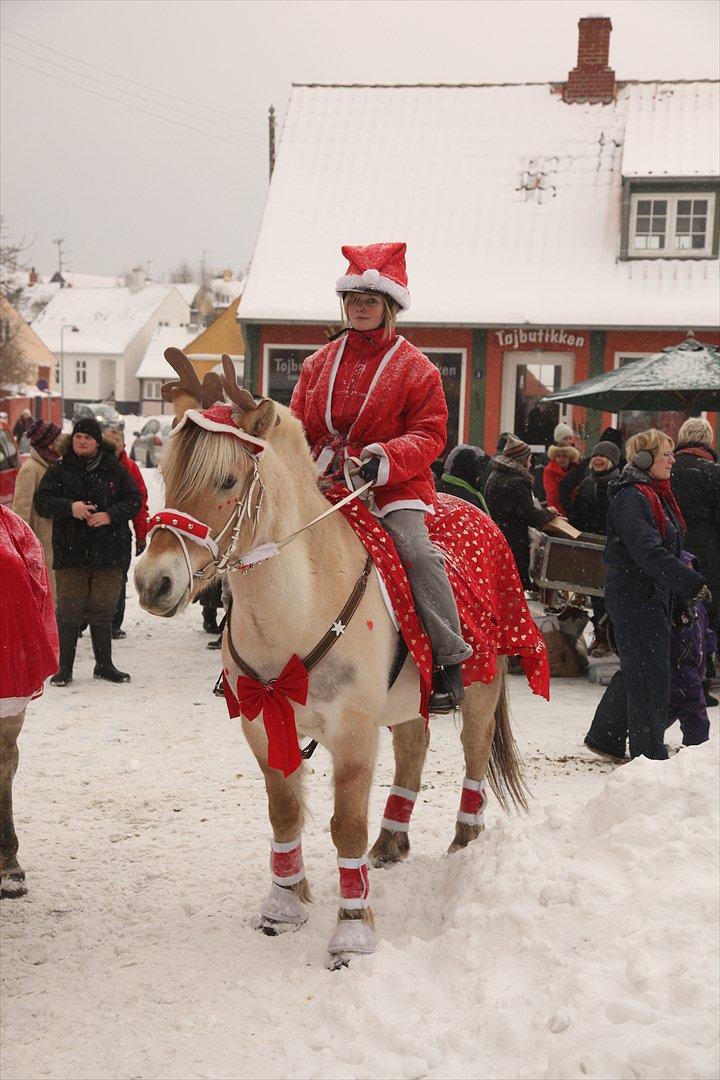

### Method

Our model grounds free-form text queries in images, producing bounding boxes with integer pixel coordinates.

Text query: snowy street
[1,473,718,1080]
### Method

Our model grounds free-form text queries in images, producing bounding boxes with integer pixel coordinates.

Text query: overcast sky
[1,0,718,281]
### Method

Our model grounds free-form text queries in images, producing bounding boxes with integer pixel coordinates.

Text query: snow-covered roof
[207,275,245,308]
[57,272,125,288]
[31,286,181,355]
[135,325,193,379]
[241,81,720,328]
[172,282,199,306]
[622,82,719,178]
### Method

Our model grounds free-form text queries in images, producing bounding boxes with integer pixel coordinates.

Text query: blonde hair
[625,428,674,463]
[677,417,713,448]
[340,292,399,342]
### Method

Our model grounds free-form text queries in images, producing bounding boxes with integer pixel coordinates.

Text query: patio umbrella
[542,333,720,413]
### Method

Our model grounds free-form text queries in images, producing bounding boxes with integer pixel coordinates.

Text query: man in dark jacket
[34,417,141,686]
[559,426,623,513]
[484,435,554,588]
[569,440,620,656]
[435,444,489,512]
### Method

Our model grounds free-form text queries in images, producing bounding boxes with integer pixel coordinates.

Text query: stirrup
[428,664,464,714]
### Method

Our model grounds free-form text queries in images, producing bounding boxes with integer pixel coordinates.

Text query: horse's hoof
[255,881,309,935]
[255,915,303,936]
[325,951,352,971]
[447,821,483,855]
[1,872,27,899]
[368,828,410,869]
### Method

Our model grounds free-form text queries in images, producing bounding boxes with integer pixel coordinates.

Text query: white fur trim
[372,498,435,518]
[373,566,399,629]
[336,273,410,311]
[361,443,391,487]
[172,408,266,454]
[324,336,347,436]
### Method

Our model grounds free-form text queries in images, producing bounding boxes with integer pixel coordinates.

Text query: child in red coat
[291,243,471,711]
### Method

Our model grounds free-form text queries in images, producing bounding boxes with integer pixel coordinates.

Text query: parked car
[72,402,125,432]
[0,421,21,505]
[130,416,174,467]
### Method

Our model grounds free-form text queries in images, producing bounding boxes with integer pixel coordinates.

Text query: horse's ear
[234,399,277,440]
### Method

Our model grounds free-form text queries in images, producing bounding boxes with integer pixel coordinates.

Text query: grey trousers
[382,509,472,668]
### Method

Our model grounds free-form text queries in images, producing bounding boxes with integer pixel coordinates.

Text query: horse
[134,350,529,969]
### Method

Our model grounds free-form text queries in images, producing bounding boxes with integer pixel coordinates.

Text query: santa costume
[291,242,471,709]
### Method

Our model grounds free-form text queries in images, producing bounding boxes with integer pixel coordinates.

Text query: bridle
[147,449,266,595]
[146,448,373,598]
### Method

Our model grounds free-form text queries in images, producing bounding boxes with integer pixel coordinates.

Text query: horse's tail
[486,664,530,813]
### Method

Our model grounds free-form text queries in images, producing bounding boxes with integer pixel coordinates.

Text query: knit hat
[27,418,61,450]
[445,444,487,484]
[72,416,103,446]
[336,242,410,311]
[501,435,532,462]
[590,440,620,467]
[553,422,574,443]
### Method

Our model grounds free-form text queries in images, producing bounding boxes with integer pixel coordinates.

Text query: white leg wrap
[456,776,488,826]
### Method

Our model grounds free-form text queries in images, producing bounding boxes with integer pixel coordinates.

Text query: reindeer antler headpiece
[162,347,268,455]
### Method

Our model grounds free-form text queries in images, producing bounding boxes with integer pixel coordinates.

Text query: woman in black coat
[671,417,720,640]
[484,435,554,588]
[34,417,141,686]
[435,444,489,512]
[585,429,708,762]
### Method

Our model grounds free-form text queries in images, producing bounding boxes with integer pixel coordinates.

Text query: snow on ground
[1,471,718,1080]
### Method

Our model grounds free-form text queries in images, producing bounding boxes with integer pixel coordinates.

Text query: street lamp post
[59,323,79,423]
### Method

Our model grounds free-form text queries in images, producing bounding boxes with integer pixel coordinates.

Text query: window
[54,361,60,384]
[614,353,689,443]
[75,360,87,385]
[144,380,162,400]
[629,192,715,257]
[264,346,320,406]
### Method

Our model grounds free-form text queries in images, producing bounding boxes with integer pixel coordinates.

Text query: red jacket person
[291,242,471,711]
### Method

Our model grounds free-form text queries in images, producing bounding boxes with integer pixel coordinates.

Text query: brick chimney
[564,15,616,104]
[29,267,38,284]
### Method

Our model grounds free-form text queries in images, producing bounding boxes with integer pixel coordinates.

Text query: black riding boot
[50,624,79,687]
[90,624,130,683]
[428,663,465,714]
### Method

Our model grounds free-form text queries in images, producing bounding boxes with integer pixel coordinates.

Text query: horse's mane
[160,402,316,504]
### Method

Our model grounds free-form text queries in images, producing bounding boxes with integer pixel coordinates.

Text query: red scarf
[634,479,687,538]
[678,446,715,463]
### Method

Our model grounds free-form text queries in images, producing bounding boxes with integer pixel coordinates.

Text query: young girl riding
[290,242,472,712]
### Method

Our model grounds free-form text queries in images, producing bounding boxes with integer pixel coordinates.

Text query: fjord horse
[134,351,526,968]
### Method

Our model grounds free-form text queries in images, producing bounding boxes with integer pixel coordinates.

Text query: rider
[290,242,472,712]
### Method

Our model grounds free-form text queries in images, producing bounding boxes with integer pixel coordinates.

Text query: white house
[135,324,193,415]
[32,270,190,416]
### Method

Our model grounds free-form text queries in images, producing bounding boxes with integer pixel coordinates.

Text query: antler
[221,353,257,411]
[162,347,223,409]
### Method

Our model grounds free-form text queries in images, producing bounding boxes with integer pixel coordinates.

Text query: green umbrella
[542,334,720,413]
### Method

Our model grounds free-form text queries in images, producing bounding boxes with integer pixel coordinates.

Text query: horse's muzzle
[134,555,189,617]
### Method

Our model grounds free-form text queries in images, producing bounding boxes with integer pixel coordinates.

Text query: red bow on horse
[223,654,309,778]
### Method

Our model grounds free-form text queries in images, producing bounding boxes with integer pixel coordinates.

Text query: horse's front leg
[369,716,428,868]
[0,710,27,898]
[241,718,310,936]
[327,710,378,969]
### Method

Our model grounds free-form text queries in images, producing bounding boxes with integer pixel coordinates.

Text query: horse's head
[134,349,279,617]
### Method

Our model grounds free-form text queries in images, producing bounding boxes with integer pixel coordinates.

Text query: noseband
[147,452,265,595]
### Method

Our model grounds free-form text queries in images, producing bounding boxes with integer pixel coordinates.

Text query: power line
[3,40,263,140]
[1,54,264,155]
[0,24,266,128]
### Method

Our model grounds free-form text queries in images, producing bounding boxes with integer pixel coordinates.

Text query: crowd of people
[435,415,718,761]
[11,415,147,688]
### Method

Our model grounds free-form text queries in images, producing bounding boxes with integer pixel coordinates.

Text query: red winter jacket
[291,332,447,516]
[543,459,570,515]
[118,449,150,542]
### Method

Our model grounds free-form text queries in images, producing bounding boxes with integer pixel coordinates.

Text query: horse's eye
[219,476,236,491]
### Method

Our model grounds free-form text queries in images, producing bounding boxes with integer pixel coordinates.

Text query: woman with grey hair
[671,417,720,700]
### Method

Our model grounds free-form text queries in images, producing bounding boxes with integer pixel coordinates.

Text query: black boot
[428,664,464,714]
[203,610,220,634]
[90,624,130,683]
[50,624,79,687]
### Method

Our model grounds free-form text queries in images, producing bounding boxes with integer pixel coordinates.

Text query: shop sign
[495,328,586,349]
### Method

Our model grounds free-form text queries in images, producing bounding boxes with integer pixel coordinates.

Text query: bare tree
[169,261,195,283]
[0,220,33,391]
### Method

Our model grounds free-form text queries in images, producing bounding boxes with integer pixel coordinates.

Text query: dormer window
[628,191,716,257]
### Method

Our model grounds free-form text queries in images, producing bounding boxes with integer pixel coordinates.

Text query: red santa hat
[335,242,411,312]
[170,403,266,455]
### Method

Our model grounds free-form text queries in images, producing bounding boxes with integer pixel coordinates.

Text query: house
[135,324,193,415]
[239,15,720,452]
[31,269,190,417]
[0,296,61,427]
[185,296,244,379]
[190,271,245,328]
